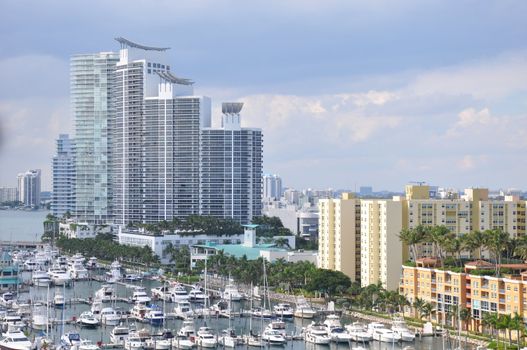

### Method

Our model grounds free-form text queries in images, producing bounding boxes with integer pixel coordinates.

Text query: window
[148,69,151,74]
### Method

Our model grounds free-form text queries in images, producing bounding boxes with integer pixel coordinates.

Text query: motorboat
[54,292,65,308]
[86,257,99,269]
[123,273,142,282]
[78,339,100,350]
[273,303,294,319]
[145,309,164,326]
[170,285,190,303]
[368,323,401,343]
[77,311,99,328]
[267,319,286,330]
[392,317,416,342]
[171,335,195,349]
[188,285,208,303]
[245,333,265,348]
[218,328,243,348]
[177,318,196,338]
[68,261,89,280]
[196,326,218,348]
[321,314,352,342]
[293,297,317,319]
[147,330,175,350]
[55,256,68,268]
[261,328,287,345]
[2,314,25,332]
[61,332,82,349]
[110,325,130,345]
[0,326,32,350]
[345,323,372,342]
[151,285,173,301]
[23,259,37,271]
[221,284,243,301]
[304,322,331,345]
[130,303,149,321]
[48,266,71,286]
[132,287,151,304]
[31,306,48,330]
[174,301,194,319]
[0,293,15,307]
[100,307,121,326]
[95,285,115,302]
[125,331,149,350]
[32,270,51,287]
[251,307,273,319]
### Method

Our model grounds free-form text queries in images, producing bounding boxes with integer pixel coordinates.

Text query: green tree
[398,225,427,261]
[484,229,510,276]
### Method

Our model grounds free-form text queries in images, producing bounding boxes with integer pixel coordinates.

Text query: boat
[2,314,25,332]
[32,270,51,287]
[188,285,208,303]
[267,319,286,330]
[151,285,173,301]
[304,322,331,345]
[345,323,372,342]
[196,326,218,348]
[23,259,37,271]
[145,309,164,326]
[68,261,89,280]
[177,318,196,338]
[110,325,130,345]
[78,339,100,350]
[293,297,316,319]
[125,331,150,350]
[95,285,116,302]
[31,306,48,330]
[77,311,99,328]
[54,292,65,308]
[86,257,99,269]
[174,301,194,319]
[61,332,82,349]
[251,307,273,319]
[170,285,190,302]
[123,273,142,282]
[273,303,294,319]
[0,326,32,350]
[261,328,287,345]
[132,287,151,304]
[218,328,243,348]
[0,293,15,307]
[48,266,71,286]
[130,303,149,321]
[172,335,196,349]
[221,284,243,301]
[322,314,352,343]
[100,307,121,326]
[368,322,401,343]
[392,317,416,342]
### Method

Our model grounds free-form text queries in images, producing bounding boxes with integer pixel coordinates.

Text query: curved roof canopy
[115,37,170,51]
[157,71,194,86]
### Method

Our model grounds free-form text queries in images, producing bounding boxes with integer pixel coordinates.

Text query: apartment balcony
[499,298,506,303]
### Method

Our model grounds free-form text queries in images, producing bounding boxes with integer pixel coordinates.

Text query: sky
[0,0,526,191]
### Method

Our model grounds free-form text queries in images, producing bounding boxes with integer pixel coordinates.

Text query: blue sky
[1,0,526,191]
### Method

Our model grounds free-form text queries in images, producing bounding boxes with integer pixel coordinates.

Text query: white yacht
[0,326,32,350]
[2,315,25,331]
[110,325,130,345]
[221,284,243,301]
[95,285,116,302]
[31,306,48,330]
[196,326,218,348]
[177,318,196,338]
[0,292,15,307]
[78,339,100,350]
[170,285,190,302]
[23,259,37,271]
[78,311,99,328]
[345,323,373,342]
[322,315,352,343]
[68,261,89,280]
[304,322,331,345]
[130,303,148,321]
[31,270,51,287]
[151,285,173,301]
[174,301,194,319]
[392,317,416,342]
[250,307,273,319]
[132,287,151,304]
[61,332,82,349]
[293,297,317,319]
[100,307,121,326]
[368,323,401,343]
[145,309,164,326]
[54,292,65,308]
[218,328,243,348]
[86,257,99,269]
[188,285,208,303]
[261,328,287,345]
[48,266,71,286]
[125,331,149,350]
[273,303,294,319]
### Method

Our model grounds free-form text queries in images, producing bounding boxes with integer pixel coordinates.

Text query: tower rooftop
[115,37,170,51]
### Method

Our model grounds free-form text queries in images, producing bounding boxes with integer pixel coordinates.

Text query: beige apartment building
[317,193,361,282]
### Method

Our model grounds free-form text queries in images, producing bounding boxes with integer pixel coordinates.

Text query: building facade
[200,103,263,224]
[17,169,41,207]
[263,174,282,200]
[318,193,361,282]
[0,187,17,203]
[72,51,119,224]
[52,134,76,217]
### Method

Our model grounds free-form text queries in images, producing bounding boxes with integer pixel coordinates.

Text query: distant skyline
[1,1,526,191]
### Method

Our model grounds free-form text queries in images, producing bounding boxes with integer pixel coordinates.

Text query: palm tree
[459,307,471,347]
[484,229,510,276]
[510,313,523,349]
[427,226,453,265]
[398,226,427,261]
[514,237,527,262]
[444,236,463,266]
[482,312,499,346]
[413,297,426,320]
[420,303,433,322]
[498,314,512,346]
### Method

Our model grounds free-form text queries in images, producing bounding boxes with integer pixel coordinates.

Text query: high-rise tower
[52,134,75,217]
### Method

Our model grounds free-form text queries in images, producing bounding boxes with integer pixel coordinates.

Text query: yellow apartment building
[317,193,361,281]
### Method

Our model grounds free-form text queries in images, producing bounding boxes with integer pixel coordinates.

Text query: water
[0,209,48,241]
[17,273,459,349]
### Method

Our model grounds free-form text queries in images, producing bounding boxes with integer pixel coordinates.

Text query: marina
[0,246,479,350]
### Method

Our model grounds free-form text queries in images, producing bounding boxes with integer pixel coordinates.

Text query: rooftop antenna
[409,181,427,186]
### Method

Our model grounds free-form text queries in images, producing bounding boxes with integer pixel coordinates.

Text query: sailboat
[245,282,265,347]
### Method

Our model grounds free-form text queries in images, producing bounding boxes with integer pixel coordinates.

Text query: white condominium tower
[52,134,76,217]
[17,169,41,207]
[200,103,263,223]
[263,174,282,200]
[111,38,211,224]
[71,51,119,223]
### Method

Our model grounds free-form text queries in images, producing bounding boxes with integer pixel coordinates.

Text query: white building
[52,134,75,217]
[263,174,282,200]
[17,169,41,207]
[263,203,318,237]
[0,187,17,203]
[59,221,111,239]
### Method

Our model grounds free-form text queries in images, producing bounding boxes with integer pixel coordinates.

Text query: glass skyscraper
[52,134,75,217]
[71,52,119,223]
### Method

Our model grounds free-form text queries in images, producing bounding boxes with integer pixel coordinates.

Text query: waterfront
[15,271,470,350]
[0,209,48,241]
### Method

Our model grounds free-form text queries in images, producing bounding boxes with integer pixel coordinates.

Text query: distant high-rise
[72,51,119,223]
[111,38,211,224]
[263,174,282,200]
[17,169,41,207]
[52,134,76,217]
[0,187,17,203]
[200,103,263,223]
